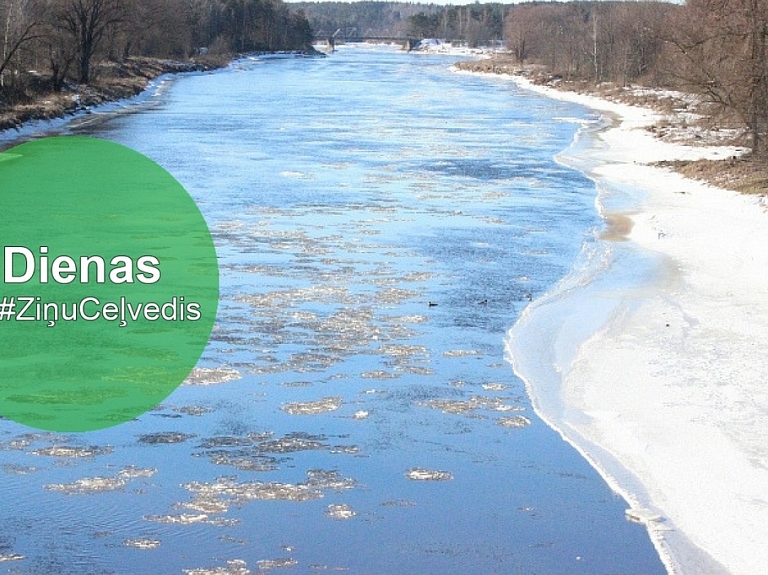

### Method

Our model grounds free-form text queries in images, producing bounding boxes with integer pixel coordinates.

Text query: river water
[0,46,665,574]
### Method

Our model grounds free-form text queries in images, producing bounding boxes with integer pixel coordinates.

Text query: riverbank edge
[0,57,226,132]
[507,118,729,575]
[454,65,765,573]
[0,50,323,134]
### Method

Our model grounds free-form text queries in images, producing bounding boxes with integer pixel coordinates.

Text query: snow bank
[503,74,768,574]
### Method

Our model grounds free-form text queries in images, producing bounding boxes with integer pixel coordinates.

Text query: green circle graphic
[0,136,219,431]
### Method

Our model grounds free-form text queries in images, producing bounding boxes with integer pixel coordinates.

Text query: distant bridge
[314,29,421,51]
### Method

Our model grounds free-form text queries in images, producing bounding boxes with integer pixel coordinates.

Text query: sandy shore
[497,75,768,574]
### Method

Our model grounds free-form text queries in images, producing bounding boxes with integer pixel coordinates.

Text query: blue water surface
[0,46,665,574]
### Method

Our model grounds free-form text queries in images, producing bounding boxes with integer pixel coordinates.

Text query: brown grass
[656,156,768,195]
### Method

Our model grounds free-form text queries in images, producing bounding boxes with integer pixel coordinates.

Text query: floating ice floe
[381,499,416,507]
[497,416,532,429]
[200,436,258,448]
[138,432,196,444]
[45,476,128,494]
[378,344,428,358]
[185,479,321,503]
[194,431,358,466]
[117,465,157,478]
[31,445,113,458]
[165,470,357,521]
[176,496,230,514]
[280,381,313,388]
[173,405,215,416]
[421,396,523,416]
[0,433,66,451]
[0,554,24,562]
[258,432,328,453]
[442,349,481,358]
[326,504,356,520]
[481,383,509,391]
[399,365,435,376]
[144,513,235,525]
[183,558,250,575]
[405,468,453,481]
[306,469,357,491]
[123,538,161,549]
[281,397,343,415]
[494,404,525,412]
[360,370,399,379]
[352,410,370,420]
[184,367,241,386]
[206,452,279,472]
[257,558,298,571]
[329,445,360,455]
[44,465,156,494]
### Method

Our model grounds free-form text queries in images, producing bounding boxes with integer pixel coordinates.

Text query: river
[0,45,665,574]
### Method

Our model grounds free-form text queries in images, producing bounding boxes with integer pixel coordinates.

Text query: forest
[0,0,313,109]
[289,1,432,39]
[292,1,507,46]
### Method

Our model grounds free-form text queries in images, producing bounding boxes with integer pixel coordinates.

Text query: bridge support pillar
[405,38,420,52]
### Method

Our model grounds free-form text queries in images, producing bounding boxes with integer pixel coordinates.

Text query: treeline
[502,2,674,86]
[290,2,438,39]
[409,4,505,46]
[0,0,314,105]
[292,1,506,46]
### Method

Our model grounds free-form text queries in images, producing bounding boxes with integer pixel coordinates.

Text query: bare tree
[46,33,75,92]
[504,11,529,64]
[57,0,124,84]
[666,0,768,154]
[0,0,43,88]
